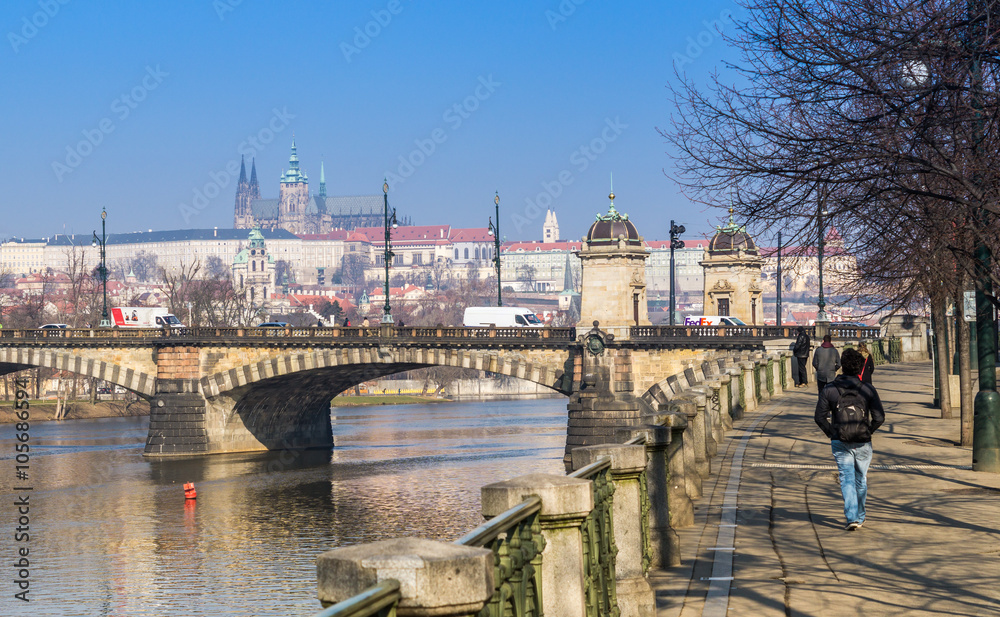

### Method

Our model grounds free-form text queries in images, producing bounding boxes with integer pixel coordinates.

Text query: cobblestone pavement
[650,361,1000,617]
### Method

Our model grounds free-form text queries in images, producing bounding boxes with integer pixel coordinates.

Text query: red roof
[449,227,492,242]
[353,225,451,244]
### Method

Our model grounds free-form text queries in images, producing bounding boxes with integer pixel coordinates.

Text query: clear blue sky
[0,0,743,244]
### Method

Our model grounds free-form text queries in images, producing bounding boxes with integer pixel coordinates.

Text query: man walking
[812,334,840,391]
[793,326,811,387]
[814,348,885,530]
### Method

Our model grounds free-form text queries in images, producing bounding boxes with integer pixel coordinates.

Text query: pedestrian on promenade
[857,341,874,384]
[793,326,811,387]
[812,334,841,392]
[814,348,885,530]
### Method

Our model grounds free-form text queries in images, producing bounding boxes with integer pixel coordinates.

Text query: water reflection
[1,398,567,616]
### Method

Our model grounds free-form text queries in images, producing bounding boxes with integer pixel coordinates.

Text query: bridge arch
[0,348,156,397]
[200,346,572,398]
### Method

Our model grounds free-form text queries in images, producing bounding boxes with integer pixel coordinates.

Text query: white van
[683,315,748,326]
[111,307,185,328]
[463,306,543,327]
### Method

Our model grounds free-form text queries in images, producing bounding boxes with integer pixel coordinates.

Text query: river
[0,398,568,616]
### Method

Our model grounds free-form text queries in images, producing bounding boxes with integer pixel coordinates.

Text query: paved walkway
[650,361,1000,616]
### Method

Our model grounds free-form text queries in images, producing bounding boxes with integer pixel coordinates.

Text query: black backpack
[833,385,870,442]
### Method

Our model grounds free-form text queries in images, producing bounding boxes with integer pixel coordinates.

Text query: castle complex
[233,140,383,234]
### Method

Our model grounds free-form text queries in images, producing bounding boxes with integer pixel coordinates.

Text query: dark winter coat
[793,332,811,357]
[815,375,885,443]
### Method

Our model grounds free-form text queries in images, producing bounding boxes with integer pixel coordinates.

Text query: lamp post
[669,220,685,325]
[487,192,502,306]
[381,179,398,324]
[815,201,830,323]
[91,208,110,328]
[776,231,783,327]
[968,13,1000,472]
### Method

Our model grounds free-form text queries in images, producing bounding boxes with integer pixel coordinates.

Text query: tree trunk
[957,294,974,447]
[932,293,953,418]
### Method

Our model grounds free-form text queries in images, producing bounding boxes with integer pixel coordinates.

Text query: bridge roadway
[0,324,879,457]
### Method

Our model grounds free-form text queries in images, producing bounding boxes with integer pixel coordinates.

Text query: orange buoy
[183,482,197,500]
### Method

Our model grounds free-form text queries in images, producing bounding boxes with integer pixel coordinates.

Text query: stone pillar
[725,367,744,420]
[316,537,494,615]
[572,445,655,617]
[482,474,593,617]
[717,374,733,430]
[770,354,784,395]
[740,361,757,412]
[617,425,683,567]
[694,385,723,454]
[147,345,208,456]
[672,397,709,479]
[782,353,793,390]
[757,359,771,404]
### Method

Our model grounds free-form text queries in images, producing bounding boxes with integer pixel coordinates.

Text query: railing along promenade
[312,338,902,617]
[0,323,880,345]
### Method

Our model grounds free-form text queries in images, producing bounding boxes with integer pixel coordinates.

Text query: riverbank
[0,399,150,423]
[330,394,450,407]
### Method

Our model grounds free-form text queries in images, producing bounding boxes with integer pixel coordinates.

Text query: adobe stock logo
[341,0,412,63]
[511,117,627,233]
[8,0,71,54]
[178,107,295,224]
[672,10,735,69]
[384,75,501,190]
[51,65,168,183]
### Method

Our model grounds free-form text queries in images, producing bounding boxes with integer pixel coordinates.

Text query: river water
[1,398,568,616]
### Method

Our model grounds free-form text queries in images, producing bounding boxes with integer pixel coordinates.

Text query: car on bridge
[36,323,70,337]
[257,322,290,328]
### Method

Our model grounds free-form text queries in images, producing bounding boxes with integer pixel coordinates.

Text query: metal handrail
[312,579,401,617]
[455,495,542,547]
[568,456,612,480]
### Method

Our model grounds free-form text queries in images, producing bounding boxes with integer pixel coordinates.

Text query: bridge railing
[0,326,579,343]
[630,324,882,340]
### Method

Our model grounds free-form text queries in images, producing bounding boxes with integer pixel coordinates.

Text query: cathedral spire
[319,161,327,198]
[249,158,260,199]
[238,155,248,187]
[281,138,307,184]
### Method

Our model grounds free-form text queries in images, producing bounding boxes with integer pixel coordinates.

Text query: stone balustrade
[313,351,794,617]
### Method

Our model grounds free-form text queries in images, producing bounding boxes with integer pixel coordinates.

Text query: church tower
[543,209,559,242]
[249,157,260,202]
[278,139,310,234]
[234,156,252,228]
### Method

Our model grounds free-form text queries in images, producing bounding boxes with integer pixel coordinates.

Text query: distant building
[543,209,559,243]
[232,226,275,306]
[233,141,383,234]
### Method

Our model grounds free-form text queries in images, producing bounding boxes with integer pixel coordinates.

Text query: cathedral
[233,140,384,234]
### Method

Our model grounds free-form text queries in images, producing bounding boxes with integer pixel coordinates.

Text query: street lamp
[381,179,398,324]
[487,192,502,307]
[776,231,783,327]
[669,220,685,325]
[815,201,830,323]
[91,207,110,327]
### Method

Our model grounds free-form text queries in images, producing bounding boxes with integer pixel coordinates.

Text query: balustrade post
[716,373,733,430]
[782,352,793,389]
[616,425,683,567]
[572,445,655,617]
[482,474,593,617]
[769,354,783,396]
[670,398,708,483]
[739,361,757,412]
[316,537,494,615]
[689,388,718,458]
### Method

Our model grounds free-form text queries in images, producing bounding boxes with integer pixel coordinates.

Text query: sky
[0,0,745,244]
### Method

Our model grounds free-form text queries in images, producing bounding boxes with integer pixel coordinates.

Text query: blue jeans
[831,440,872,524]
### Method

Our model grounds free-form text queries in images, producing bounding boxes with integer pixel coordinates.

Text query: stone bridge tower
[575,193,650,340]
[700,208,764,325]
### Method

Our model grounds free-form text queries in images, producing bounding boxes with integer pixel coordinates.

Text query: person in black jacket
[815,348,885,530]
[792,327,811,387]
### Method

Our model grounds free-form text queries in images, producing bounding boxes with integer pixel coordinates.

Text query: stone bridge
[0,323,880,458]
